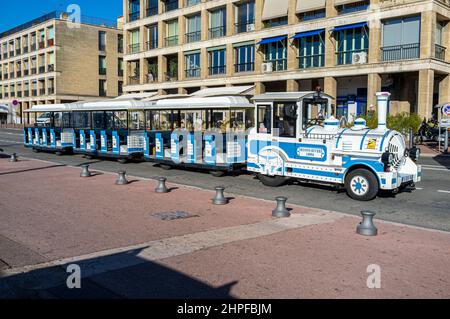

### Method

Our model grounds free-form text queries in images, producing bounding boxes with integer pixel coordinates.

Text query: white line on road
[0,139,22,144]
[437,190,450,194]
[422,167,450,172]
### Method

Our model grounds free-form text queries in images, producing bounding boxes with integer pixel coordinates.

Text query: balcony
[9,51,14,57]
[39,66,46,73]
[9,72,14,79]
[31,44,37,51]
[435,44,446,61]
[24,69,29,76]
[209,66,226,76]
[31,89,37,96]
[164,0,178,12]
[165,36,178,47]
[24,90,29,97]
[128,75,140,85]
[147,6,158,17]
[31,67,37,75]
[99,68,107,75]
[298,54,325,69]
[263,59,287,72]
[129,43,140,54]
[381,43,420,62]
[3,73,8,80]
[4,93,8,98]
[3,53,7,59]
[39,88,46,95]
[336,49,368,65]
[17,91,22,97]
[48,87,55,95]
[235,21,255,34]
[39,41,46,49]
[128,11,140,22]
[23,46,29,53]
[47,39,54,47]
[234,62,255,73]
[209,26,225,39]
[145,72,157,83]
[16,48,21,55]
[165,71,178,82]
[17,71,22,77]
[48,64,55,72]
[185,68,200,78]
[11,92,15,97]
[185,31,201,43]
[146,40,158,50]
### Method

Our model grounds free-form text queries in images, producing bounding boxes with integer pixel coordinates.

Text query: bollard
[357,211,378,236]
[212,186,228,205]
[80,164,91,178]
[116,171,129,185]
[9,153,18,162]
[272,197,290,218]
[155,177,169,193]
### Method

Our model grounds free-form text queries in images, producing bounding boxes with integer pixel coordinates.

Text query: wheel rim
[350,175,369,196]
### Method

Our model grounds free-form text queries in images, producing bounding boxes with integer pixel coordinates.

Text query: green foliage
[361,112,422,134]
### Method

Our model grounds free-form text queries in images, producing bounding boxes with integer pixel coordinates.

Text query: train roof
[149,95,253,110]
[252,91,334,102]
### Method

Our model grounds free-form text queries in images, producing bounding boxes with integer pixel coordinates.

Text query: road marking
[415,187,424,190]
[422,164,450,169]
[421,167,450,172]
[0,212,342,285]
[0,139,22,144]
[437,190,450,194]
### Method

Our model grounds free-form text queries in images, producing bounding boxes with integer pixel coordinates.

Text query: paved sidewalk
[0,158,449,299]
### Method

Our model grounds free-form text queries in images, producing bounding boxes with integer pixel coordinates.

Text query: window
[129,29,140,53]
[118,58,124,76]
[164,0,178,12]
[273,102,297,138]
[208,47,226,76]
[436,22,446,60]
[335,25,368,65]
[298,9,326,22]
[47,26,55,46]
[48,52,55,71]
[147,0,158,16]
[381,16,420,61]
[147,24,158,49]
[99,80,107,96]
[210,8,226,38]
[236,1,255,33]
[257,105,271,134]
[186,0,200,6]
[129,0,140,22]
[99,56,107,75]
[297,31,325,69]
[263,17,288,28]
[263,38,287,71]
[185,52,201,78]
[186,15,201,43]
[234,43,255,72]
[118,81,123,95]
[99,31,106,51]
[118,34,124,53]
[336,0,369,15]
[166,20,179,46]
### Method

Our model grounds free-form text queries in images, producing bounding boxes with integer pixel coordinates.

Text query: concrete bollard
[116,171,129,185]
[155,177,169,193]
[212,186,228,205]
[9,153,18,162]
[357,211,378,236]
[80,165,91,178]
[272,197,290,218]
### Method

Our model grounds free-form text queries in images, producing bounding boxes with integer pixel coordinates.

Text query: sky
[0,0,123,33]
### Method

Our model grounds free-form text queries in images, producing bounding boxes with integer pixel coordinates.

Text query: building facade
[122,0,450,120]
[0,12,124,123]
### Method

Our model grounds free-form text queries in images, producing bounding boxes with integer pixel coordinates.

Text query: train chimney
[375,92,391,130]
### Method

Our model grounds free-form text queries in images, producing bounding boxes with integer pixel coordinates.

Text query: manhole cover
[151,211,199,221]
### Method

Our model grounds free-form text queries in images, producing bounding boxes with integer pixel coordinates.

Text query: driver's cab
[252,91,333,140]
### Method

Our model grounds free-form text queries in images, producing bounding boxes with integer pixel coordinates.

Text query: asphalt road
[1,128,449,231]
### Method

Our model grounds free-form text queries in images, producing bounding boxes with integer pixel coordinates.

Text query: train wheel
[345,169,379,201]
[257,174,287,187]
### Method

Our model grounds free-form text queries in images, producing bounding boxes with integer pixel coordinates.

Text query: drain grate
[151,211,199,221]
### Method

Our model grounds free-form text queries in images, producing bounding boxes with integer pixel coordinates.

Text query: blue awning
[291,29,325,39]
[332,22,367,32]
[257,35,287,45]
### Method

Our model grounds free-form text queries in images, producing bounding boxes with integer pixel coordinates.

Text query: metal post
[212,186,228,205]
[357,211,378,236]
[155,177,169,193]
[80,164,91,177]
[116,171,129,185]
[9,153,18,162]
[272,197,290,218]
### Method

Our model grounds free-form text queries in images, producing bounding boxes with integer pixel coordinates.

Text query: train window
[145,111,153,131]
[152,111,172,131]
[181,110,205,132]
[73,112,91,129]
[273,102,297,138]
[54,112,62,127]
[230,109,254,131]
[114,111,128,130]
[129,111,145,130]
[92,112,105,130]
[62,112,72,128]
[257,105,271,134]
[211,110,230,133]
[105,111,115,129]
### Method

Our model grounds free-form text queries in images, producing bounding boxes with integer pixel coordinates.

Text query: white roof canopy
[114,92,158,100]
[262,0,289,21]
[151,96,253,110]
[252,91,333,102]
[297,0,326,13]
[189,86,255,97]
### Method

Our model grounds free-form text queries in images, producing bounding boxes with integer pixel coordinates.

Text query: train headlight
[409,147,420,161]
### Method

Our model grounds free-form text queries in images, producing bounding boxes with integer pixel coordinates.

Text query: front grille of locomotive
[387,134,406,169]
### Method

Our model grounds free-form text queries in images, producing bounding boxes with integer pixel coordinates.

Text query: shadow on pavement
[0,164,66,176]
[0,248,237,299]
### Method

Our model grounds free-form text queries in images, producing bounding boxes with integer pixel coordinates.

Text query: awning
[291,29,325,39]
[262,0,289,21]
[257,35,287,45]
[332,22,368,32]
[296,0,326,13]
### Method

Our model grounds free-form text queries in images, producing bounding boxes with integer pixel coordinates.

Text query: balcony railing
[39,66,46,73]
[209,66,226,76]
[129,43,140,54]
[146,40,158,50]
[185,31,201,43]
[129,11,140,22]
[298,53,325,69]
[128,75,140,85]
[48,64,55,72]
[164,0,178,12]
[39,41,45,49]
[165,36,178,47]
[185,68,201,78]
[336,48,368,65]
[165,71,178,82]
[99,68,107,75]
[263,59,287,71]
[147,6,158,17]
[381,43,420,62]
[209,26,226,39]
[435,44,446,61]
[235,21,255,34]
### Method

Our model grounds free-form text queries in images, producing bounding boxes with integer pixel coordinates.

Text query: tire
[257,174,288,187]
[345,169,379,201]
